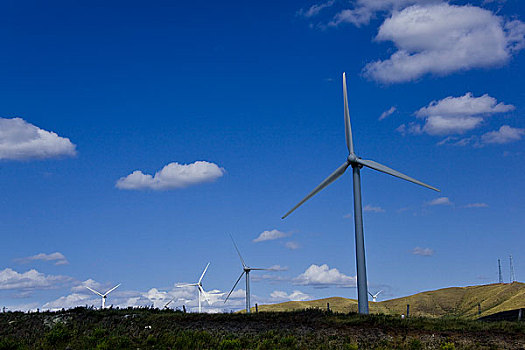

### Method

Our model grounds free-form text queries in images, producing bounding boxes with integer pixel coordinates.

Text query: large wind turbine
[282,73,439,314]
[224,236,272,313]
[85,283,121,309]
[177,263,211,313]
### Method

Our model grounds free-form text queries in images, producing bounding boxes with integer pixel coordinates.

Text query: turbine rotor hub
[347,154,359,164]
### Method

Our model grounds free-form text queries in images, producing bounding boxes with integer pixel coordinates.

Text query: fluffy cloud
[270,290,310,302]
[426,197,452,206]
[412,247,434,256]
[116,161,225,190]
[481,125,525,144]
[409,93,515,135]
[293,264,356,288]
[16,252,68,266]
[0,268,72,291]
[363,3,525,83]
[0,118,77,160]
[253,229,289,243]
[379,106,397,120]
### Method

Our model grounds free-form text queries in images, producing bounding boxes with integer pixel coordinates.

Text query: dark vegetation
[1,307,524,349]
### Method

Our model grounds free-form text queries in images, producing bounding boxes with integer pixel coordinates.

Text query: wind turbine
[282,73,439,314]
[224,236,272,313]
[177,263,211,313]
[368,290,382,302]
[85,284,121,309]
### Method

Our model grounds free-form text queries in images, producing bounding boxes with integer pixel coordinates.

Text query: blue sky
[1,0,524,312]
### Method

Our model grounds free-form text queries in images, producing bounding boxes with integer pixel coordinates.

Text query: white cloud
[268,265,289,271]
[379,106,397,120]
[270,290,310,302]
[116,161,225,190]
[43,293,95,310]
[412,93,515,135]
[426,197,452,206]
[285,241,300,250]
[0,268,72,291]
[297,0,335,18]
[16,252,68,266]
[412,247,434,256]
[363,3,525,83]
[464,202,489,208]
[0,118,77,160]
[329,0,429,27]
[481,125,525,144]
[253,229,289,243]
[293,264,356,288]
[364,204,385,213]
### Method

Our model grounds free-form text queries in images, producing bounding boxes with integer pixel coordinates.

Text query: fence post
[327,302,330,312]
[255,303,258,313]
[519,308,522,322]
[182,305,186,313]
[406,304,410,318]
[478,303,481,316]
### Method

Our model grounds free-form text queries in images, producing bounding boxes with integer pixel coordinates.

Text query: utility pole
[498,259,503,283]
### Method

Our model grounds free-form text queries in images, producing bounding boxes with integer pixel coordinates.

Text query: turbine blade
[103,283,121,296]
[198,285,210,304]
[376,290,383,297]
[199,262,210,284]
[230,235,247,268]
[356,158,439,192]
[282,161,350,219]
[85,286,104,297]
[343,72,354,155]
[164,298,175,309]
[368,291,373,298]
[177,283,198,287]
[224,271,245,303]
[249,268,271,270]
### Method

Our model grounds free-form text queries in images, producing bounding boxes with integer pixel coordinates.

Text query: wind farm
[1,0,525,348]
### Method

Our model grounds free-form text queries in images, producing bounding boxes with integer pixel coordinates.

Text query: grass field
[255,282,525,319]
[1,307,524,349]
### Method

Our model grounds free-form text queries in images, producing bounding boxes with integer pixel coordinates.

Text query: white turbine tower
[85,284,121,309]
[368,290,382,302]
[177,263,211,313]
[224,235,272,313]
[282,73,439,314]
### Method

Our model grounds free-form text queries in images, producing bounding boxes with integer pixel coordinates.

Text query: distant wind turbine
[85,284,121,309]
[177,263,211,313]
[224,235,272,313]
[368,290,382,302]
[282,73,439,314]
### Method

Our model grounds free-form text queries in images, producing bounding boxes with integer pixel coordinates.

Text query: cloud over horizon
[293,264,356,288]
[116,161,225,190]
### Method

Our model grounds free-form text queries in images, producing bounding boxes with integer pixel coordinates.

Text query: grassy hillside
[255,282,525,319]
[1,308,524,349]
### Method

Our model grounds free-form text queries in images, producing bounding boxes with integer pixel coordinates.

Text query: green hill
[254,282,525,319]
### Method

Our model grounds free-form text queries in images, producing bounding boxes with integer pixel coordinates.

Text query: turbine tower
[85,284,121,309]
[282,73,439,314]
[224,236,272,313]
[510,255,515,283]
[498,259,503,283]
[177,263,211,313]
[368,290,382,302]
